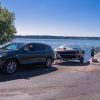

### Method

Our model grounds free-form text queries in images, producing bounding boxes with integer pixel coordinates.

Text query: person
[24,44,33,51]
[91,47,95,58]
[78,50,84,63]
[79,50,84,57]
[29,44,33,51]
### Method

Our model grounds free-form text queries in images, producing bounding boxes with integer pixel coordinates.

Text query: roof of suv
[11,42,51,48]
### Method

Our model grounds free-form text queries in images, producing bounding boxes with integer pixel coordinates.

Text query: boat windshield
[59,45,81,50]
[68,45,81,50]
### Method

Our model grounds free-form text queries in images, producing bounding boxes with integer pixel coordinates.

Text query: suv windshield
[2,43,24,50]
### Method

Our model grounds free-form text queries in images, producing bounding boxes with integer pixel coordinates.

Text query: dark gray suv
[0,42,54,74]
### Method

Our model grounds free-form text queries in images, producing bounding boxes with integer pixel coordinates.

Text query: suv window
[23,44,33,51]
[32,44,45,51]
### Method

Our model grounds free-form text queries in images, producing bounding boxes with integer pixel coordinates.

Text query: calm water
[13,38,100,62]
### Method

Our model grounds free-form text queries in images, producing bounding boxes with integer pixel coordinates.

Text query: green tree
[0,7,16,44]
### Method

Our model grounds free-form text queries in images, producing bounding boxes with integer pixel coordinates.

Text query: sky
[1,0,100,37]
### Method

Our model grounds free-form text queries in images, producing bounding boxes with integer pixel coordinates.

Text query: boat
[55,45,85,63]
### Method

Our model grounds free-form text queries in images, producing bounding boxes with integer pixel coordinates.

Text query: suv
[0,42,54,74]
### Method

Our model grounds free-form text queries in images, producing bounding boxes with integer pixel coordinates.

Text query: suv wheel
[3,59,18,74]
[45,58,52,68]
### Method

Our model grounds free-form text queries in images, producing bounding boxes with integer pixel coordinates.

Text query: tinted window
[23,44,33,51]
[46,45,52,50]
[33,44,45,51]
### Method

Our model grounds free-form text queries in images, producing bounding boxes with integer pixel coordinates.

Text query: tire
[3,59,18,75]
[45,58,52,68]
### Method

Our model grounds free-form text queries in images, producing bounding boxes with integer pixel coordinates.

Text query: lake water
[13,38,100,62]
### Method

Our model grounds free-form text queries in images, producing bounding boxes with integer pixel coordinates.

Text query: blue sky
[2,0,100,37]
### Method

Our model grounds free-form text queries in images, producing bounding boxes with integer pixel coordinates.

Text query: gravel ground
[0,61,100,100]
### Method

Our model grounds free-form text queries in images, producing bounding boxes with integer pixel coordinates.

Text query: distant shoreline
[16,35,100,40]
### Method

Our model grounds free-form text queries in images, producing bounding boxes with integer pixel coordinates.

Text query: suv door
[32,44,47,62]
[18,44,36,64]
[19,43,47,64]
